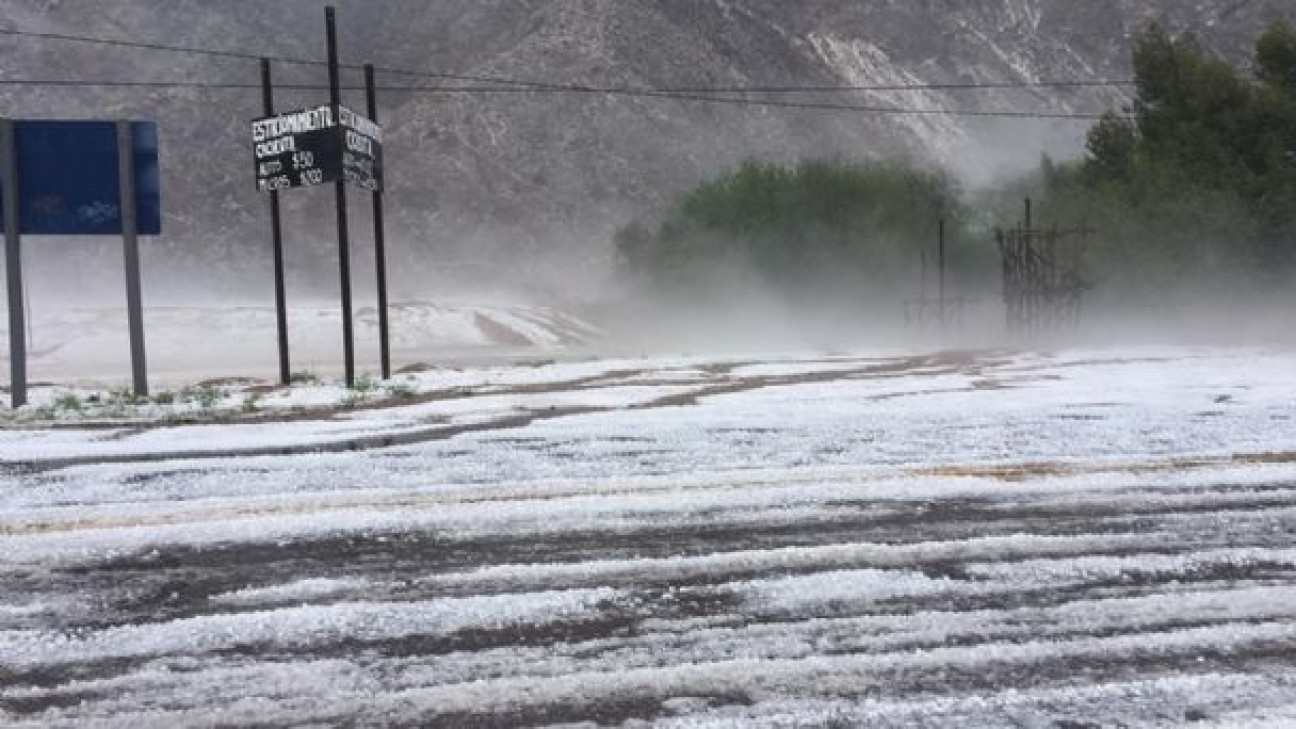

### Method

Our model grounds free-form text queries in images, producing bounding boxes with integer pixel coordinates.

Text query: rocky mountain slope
[1,0,1292,301]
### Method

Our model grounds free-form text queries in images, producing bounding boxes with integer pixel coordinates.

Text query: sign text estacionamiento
[252,105,383,160]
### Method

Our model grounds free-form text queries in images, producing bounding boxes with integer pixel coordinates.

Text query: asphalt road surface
[3,349,1295,726]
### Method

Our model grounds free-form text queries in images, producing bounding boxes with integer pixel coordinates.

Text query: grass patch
[52,392,83,412]
[384,380,417,400]
[180,384,226,410]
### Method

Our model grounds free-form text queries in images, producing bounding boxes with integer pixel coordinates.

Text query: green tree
[1039,20,1296,290]
[1257,21,1296,94]
[1084,113,1138,184]
[615,159,974,301]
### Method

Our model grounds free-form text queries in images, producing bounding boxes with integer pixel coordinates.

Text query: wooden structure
[996,199,1092,336]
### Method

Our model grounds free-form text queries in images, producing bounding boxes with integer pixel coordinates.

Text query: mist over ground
[1,0,1294,380]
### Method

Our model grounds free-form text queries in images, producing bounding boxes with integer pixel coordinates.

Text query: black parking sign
[252,105,381,192]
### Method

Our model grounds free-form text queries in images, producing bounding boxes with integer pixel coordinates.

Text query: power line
[0,26,710,93]
[0,79,324,91]
[0,26,328,69]
[373,65,587,91]
[0,25,1129,121]
[654,81,1135,93]
[368,64,1136,94]
[0,76,1130,97]
[0,25,1135,96]
[374,69,1136,94]
[564,88,1111,119]
[0,78,1114,119]
[0,25,574,94]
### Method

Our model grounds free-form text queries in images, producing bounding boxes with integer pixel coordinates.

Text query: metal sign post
[261,58,292,386]
[2,119,26,408]
[250,8,384,388]
[116,121,149,397]
[1,120,160,408]
[365,64,391,380]
[326,6,356,389]
[938,218,946,326]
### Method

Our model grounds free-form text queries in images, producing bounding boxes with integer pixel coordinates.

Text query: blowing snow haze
[9,5,1296,726]
[1,0,1293,307]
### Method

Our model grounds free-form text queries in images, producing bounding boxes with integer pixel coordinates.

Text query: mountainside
[1,0,1293,302]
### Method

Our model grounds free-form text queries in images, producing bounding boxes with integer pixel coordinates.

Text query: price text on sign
[252,105,383,192]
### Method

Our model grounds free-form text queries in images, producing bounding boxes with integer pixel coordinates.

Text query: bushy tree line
[615,159,972,301]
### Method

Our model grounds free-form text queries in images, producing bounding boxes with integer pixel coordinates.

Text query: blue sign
[1,121,160,235]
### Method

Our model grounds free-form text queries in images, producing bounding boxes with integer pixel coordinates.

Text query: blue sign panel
[0,121,161,235]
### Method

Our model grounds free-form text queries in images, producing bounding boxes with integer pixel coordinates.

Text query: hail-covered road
[2,348,1296,727]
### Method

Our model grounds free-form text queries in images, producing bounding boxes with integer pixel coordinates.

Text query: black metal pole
[938,217,946,324]
[919,246,927,305]
[326,6,355,388]
[365,64,391,380]
[117,121,149,398]
[2,119,26,408]
[262,58,292,386]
